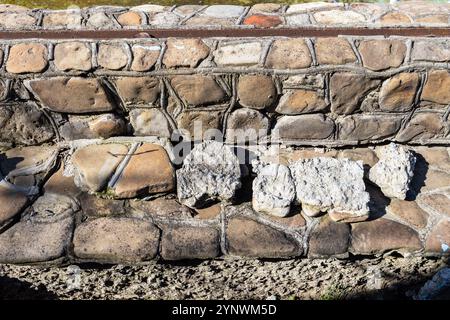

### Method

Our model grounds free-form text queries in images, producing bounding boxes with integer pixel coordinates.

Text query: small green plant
[320,283,347,300]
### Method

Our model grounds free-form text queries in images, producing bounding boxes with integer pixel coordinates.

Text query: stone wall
[0,2,449,265]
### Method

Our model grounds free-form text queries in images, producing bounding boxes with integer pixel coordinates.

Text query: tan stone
[0,12,36,29]
[6,43,48,74]
[425,220,450,254]
[379,12,413,24]
[338,148,379,168]
[276,90,327,115]
[396,112,446,143]
[315,38,357,65]
[412,40,450,62]
[116,11,142,26]
[97,44,128,70]
[79,193,125,217]
[237,75,277,110]
[43,164,80,197]
[1,145,57,174]
[195,203,221,220]
[387,199,429,229]
[176,109,225,140]
[273,114,335,141]
[416,15,448,24]
[171,75,226,106]
[421,70,450,104]
[72,144,128,192]
[265,211,306,229]
[130,43,161,71]
[329,211,369,223]
[28,77,114,114]
[265,39,312,69]
[88,114,126,139]
[338,115,402,142]
[54,42,92,71]
[421,194,450,217]
[114,143,175,198]
[73,217,160,263]
[130,198,193,218]
[314,10,366,24]
[249,3,282,14]
[0,186,28,226]
[415,146,450,172]
[359,40,406,71]
[163,38,209,68]
[114,77,160,105]
[421,170,450,193]
[42,12,81,28]
[379,73,419,112]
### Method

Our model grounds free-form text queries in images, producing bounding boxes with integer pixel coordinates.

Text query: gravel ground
[0,256,449,300]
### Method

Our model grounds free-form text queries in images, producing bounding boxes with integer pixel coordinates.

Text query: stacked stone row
[1,37,449,148]
[1,2,450,30]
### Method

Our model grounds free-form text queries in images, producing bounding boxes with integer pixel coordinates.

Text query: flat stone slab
[0,185,28,227]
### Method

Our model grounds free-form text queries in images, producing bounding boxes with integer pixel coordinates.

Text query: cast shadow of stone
[406,152,429,201]
[0,275,58,300]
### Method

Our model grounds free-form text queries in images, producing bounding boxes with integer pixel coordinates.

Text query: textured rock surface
[225,108,269,144]
[273,114,335,142]
[266,39,312,69]
[114,77,160,106]
[0,186,28,227]
[177,141,242,208]
[54,42,92,71]
[130,108,172,138]
[369,144,416,199]
[237,75,277,110]
[308,215,350,257]
[276,90,327,114]
[163,38,209,68]
[171,75,226,106]
[6,43,48,74]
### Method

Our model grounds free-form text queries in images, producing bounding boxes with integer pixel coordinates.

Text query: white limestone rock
[369,143,416,199]
[289,157,370,221]
[252,160,296,217]
[177,141,242,208]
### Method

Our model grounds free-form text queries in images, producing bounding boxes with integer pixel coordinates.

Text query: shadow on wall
[0,276,58,300]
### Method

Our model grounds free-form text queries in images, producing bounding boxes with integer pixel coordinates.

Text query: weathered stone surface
[289,157,370,220]
[250,3,282,14]
[359,40,406,71]
[173,5,203,16]
[379,73,419,112]
[226,216,300,258]
[161,226,220,260]
[177,141,241,208]
[370,144,416,200]
[276,90,327,114]
[97,44,128,70]
[314,10,366,24]
[338,148,379,168]
[225,108,269,144]
[415,146,450,172]
[265,211,306,229]
[73,217,160,263]
[243,14,282,28]
[285,14,310,25]
[308,215,350,257]
[163,38,209,68]
[130,198,192,218]
[351,218,422,255]
[252,161,296,217]
[396,112,447,143]
[379,12,412,24]
[421,194,450,217]
[116,11,142,26]
[114,143,175,198]
[149,12,180,26]
[421,170,450,193]
[0,79,6,101]
[283,74,325,89]
[185,16,235,27]
[0,186,28,226]
[204,5,244,18]
[412,40,450,62]
[171,75,226,106]
[194,203,221,220]
[421,70,450,104]
[130,43,161,71]
[43,164,80,197]
[176,109,225,140]
[315,38,357,65]
[72,144,128,192]
[415,14,449,24]
[130,108,172,138]
[6,43,48,74]
[273,114,335,141]
[42,11,81,28]
[28,77,114,114]
[425,220,450,254]
[54,42,92,71]
[86,12,115,29]
[214,42,262,66]
[237,75,276,110]
[287,2,341,13]
[114,77,160,106]
[79,193,125,217]
[387,199,429,229]
[60,114,125,140]
[266,39,312,69]
[0,103,54,146]
[0,12,36,29]
[0,193,76,264]
[338,115,402,142]
[330,73,380,115]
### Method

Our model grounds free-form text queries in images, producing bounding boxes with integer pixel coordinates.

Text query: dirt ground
[0,255,449,300]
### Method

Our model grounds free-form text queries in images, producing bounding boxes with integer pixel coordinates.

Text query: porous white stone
[289,157,370,218]
[369,143,416,199]
[252,161,296,217]
[214,42,263,66]
[177,141,242,208]
[204,5,245,18]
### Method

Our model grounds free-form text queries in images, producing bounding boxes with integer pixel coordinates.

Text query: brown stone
[421,194,450,218]
[315,38,357,65]
[176,109,225,140]
[273,114,335,141]
[226,217,300,258]
[265,39,312,69]
[425,220,450,254]
[73,217,160,263]
[225,108,269,144]
[79,193,125,217]
[249,3,281,14]
[309,215,350,257]
[114,143,175,198]
[415,146,450,172]
[276,90,327,114]
[130,198,193,218]
[338,148,379,168]
[97,44,128,70]
[338,115,402,142]
[171,75,226,106]
[42,12,81,28]
[130,43,161,71]
[163,38,210,68]
[54,42,92,71]
[396,112,446,143]
[330,73,380,115]
[72,144,128,192]
[351,218,422,255]
[415,15,448,24]
[243,14,282,28]
[6,43,48,74]
[379,73,420,112]
[387,199,429,229]
[421,70,450,104]
[421,170,450,193]
[359,40,406,71]
[0,186,28,226]
[265,212,306,229]
[116,11,142,26]
[28,77,114,114]
[114,77,160,106]
[195,203,221,220]
[60,114,125,140]
[43,164,80,197]
[237,75,276,110]
[88,114,126,139]
[161,226,220,260]
[379,12,413,24]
